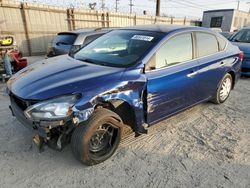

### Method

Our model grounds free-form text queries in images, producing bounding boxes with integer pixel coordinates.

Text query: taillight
[239,51,244,61]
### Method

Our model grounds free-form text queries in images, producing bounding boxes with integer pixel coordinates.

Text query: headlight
[24,95,80,121]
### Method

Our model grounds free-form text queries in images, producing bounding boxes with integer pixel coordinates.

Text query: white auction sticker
[131,35,154,41]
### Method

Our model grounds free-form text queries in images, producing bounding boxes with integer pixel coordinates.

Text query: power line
[170,0,205,10]
[179,0,210,9]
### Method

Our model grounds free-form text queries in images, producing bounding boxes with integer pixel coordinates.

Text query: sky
[22,0,250,19]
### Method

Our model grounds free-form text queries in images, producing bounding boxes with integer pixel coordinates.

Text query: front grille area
[242,67,250,73]
[10,93,32,111]
[9,93,36,130]
[11,95,27,110]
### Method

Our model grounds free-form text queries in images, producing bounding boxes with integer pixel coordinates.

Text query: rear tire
[71,108,122,166]
[211,73,232,104]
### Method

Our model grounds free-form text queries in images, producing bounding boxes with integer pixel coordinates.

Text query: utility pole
[80,0,84,8]
[237,0,240,10]
[101,0,105,11]
[129,0,134,14]
[115,0,119,12]
[156,0,160,16]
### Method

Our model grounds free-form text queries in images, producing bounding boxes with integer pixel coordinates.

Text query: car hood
[231,42,250,54]
[7,55,125,100]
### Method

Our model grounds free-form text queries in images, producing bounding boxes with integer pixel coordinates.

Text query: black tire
[211,73,233,104]
[71,108,123,166]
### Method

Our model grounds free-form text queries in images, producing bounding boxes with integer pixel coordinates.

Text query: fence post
[106,12,110,27]
[134,14,136,25]
[171,17,173,24]
[101,13,105,27]
[71,8,76,30]
[67,9,72,30]
[184,16,186,25]
[67,8,75,30]
[20,2,32,56]
[154,16,157,24]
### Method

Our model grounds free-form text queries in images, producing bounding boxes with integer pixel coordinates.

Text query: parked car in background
[46,28,114,57]
[229,27,250,76]
[220,31,234,39]
[7,25,242,166]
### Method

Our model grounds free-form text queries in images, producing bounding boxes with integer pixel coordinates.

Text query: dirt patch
[0,78,249,188]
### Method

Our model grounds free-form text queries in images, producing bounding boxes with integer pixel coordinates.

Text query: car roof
[120,24,208,33]
[58,27,117,35]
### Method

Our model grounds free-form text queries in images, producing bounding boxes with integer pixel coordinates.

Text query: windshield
[230,29,250,43]
[73,30,163,67]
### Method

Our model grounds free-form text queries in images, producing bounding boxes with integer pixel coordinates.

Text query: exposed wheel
[71,108,122,166]
[211,73,232,104]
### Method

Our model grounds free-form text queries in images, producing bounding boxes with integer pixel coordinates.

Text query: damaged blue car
[7,25,242,165]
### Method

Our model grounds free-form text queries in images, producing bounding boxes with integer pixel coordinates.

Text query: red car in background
[1,35,28,79]
[9,49,27,72]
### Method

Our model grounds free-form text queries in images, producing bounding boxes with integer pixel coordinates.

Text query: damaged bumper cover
[9,95,95,151]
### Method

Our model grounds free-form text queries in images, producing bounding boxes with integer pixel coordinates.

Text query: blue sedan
[7,25,242,165]
[230,27,250,76]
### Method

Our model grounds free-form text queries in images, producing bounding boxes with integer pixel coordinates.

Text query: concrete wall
[0,0,200,56]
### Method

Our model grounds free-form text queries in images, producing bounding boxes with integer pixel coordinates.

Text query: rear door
[193,32,229,100]
[146,32,200,125]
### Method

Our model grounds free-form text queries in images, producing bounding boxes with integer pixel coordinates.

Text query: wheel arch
[95,99,137,132]
[227,70,236,89]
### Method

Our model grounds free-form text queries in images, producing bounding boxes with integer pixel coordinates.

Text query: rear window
[196,32,219,57]
[54,33,77,45]
[217,36,227,51]
[83,34,104,46]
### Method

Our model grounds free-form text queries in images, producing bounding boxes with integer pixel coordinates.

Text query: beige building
[202,9,250,32]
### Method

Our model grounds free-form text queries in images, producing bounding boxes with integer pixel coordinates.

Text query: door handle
[187,71,198,78]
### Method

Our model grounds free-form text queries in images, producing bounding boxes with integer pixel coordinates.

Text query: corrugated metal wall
[0,0,201,56]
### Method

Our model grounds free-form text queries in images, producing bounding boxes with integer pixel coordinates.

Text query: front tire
[211,73,233,104]
[71,108,122,166]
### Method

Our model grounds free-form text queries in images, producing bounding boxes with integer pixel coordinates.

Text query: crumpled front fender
[73,71,148,134]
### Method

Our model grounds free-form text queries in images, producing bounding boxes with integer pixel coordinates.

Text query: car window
[217,36,227,51]
[54,33,77,45]
[83,33,104,46]
[146,33,193,70]
[230,29,250,43]
[196,32,219,57]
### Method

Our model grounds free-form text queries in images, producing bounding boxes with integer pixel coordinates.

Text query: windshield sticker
[131,35,154,41]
